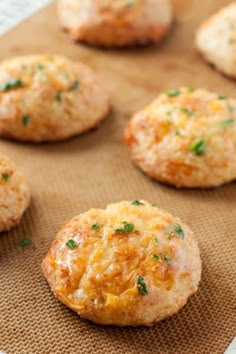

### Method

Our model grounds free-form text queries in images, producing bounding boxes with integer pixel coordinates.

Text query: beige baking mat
[0,1,235,353]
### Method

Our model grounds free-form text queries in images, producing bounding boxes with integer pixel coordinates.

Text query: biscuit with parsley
[0,54,109,142]
[125,87,236,187]
[42,200,201,326]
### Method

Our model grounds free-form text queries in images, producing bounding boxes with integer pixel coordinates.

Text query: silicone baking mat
[0,1,235,353]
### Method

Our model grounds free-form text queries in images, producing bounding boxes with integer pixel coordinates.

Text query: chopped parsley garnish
[164,229,173,236]
[153,238,159,244]
[19,238,32,248]
[175,130,181,136]
[152,204,158,207]
[180,107,194,117]
[228,105,235,113]
[70,80,80,90]
[187,87,194,93]
[163,255,173,263]
[164,89,181,97]
[152,254,160,261]
[2,173,9,182]
[137,276,148,295]
[174,224,185,239]
[164,224,184,239]
[221,118,234,127]
[115,222,134,233]
[37,64,44,70]
[0,79,23,91]
[55,90,62,102]
[66,239,77,249]
[126,1,135,7]
[63,73,70,80]
[190,139,205,156]
[22,115,30,126]
[92,222,100,230]
[131,200,144,206]
[218,95,227,100]
[36,65,47,81]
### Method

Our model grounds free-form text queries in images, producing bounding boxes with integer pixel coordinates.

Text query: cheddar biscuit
[196,3,236,78]
[0,54,109,142]
[58,0,173,47]
[125,87,236,188]
[0,152,30,232]
[42,200,201,326]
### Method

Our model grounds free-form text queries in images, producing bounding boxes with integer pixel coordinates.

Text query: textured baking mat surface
[0,1,235,354]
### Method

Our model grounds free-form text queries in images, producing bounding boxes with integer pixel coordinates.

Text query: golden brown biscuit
[0,54,110,142]
[58,0,173,47]
[0,152,30,232]
[196,3,236,78]
[42,200,201,326]
[125,87,236,188]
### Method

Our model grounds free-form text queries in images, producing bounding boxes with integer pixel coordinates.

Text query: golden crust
[0,54,110,142]
[58,0,173,47]
[42,200,201,326]
[196,3,236,78]
[0,152,30,232]
[125,87,236,188]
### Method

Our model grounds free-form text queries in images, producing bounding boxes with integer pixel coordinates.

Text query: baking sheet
[0,1,235,353]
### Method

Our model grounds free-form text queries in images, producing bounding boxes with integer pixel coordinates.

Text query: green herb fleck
[152,254,160,261]
[164,229,173,236]
[153,238,159,244]
[131,200,144,206]
[137,276,148,296]
[63,73,70,80]
[66,239,77,249]
[55,90,62,102]
[70,80,80,90]
[180,107,194,117]
[126,1,135,7]
[190,138,205,156]
[218,95,227,100]
[2,173,9,182]
[221,118,234,127]
[152,204,158,207]
[0,79,23,92]
[163,255,173,263]
[92,222,100,230]
[164,224,184,239]
[174,224,185,239]
[164,90,181,97]
[124,223,134,232]
[187,87,194,93]
[19,238,32,248]
[36,65,47,81]
[22,115,30,126]
[115,223,134,233]
[175,130,181,136]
